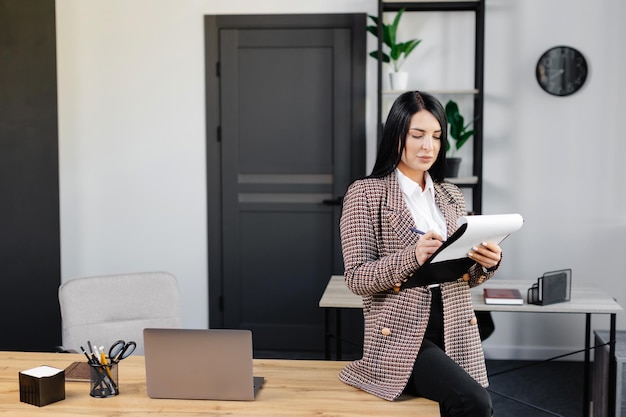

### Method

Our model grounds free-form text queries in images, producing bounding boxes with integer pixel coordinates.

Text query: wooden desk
[0,351,438,417]
[319,275,623,417]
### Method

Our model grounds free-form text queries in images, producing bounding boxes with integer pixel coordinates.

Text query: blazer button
[462,273,470,282]
[469,317,478,326]
[381,327,391,336]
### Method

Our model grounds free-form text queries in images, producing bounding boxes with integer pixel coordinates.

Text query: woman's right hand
[414,230,444,266]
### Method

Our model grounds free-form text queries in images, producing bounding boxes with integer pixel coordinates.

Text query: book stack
[483,288,524,305]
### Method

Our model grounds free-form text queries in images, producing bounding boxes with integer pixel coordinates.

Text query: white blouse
[396,168,447,238]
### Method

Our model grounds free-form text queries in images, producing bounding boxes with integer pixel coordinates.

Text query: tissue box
[19,365,65,406]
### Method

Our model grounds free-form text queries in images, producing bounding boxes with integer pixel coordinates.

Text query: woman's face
[397,109,442,184]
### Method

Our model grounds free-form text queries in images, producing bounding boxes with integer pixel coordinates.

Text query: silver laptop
[143,328,264,400]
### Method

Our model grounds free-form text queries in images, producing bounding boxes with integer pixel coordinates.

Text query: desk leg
[324,307,343,360]
[325,309,331,360]
[584,313,591,417]
[336,309,342,360]
[609,313,617,417]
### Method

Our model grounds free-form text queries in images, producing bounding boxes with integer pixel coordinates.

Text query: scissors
[108,340,137,364]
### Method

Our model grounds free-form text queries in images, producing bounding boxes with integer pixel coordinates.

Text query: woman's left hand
[468,241,502,270]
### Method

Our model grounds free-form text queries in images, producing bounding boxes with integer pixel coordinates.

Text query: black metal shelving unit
[375,0,485,214]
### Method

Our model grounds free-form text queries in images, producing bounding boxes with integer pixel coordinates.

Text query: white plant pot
[389,72,409,91]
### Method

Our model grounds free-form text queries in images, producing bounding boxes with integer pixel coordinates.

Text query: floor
[486,359,583,417]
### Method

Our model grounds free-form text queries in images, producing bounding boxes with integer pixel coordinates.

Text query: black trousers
[404,287,493,417]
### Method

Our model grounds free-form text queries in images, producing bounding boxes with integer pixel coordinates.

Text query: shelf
[383,0,480,2]
[375,0,485,213]
[383,1,481,11]
[382,89,479,96]
[444,176,479,185]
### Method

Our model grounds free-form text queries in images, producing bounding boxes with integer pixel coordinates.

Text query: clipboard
[401,213,524,288]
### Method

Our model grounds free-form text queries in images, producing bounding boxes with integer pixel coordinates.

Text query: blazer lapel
[383,172,419,246]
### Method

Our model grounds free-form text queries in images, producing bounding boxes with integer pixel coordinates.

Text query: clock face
[536,46,588,96]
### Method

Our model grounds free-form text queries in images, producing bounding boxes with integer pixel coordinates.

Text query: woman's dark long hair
[370,91,447,182]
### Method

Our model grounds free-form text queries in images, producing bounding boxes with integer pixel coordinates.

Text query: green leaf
[445,100,463,140]
[456,130,474,150]
[366,16,392,48]
[445,99,477,150]
[450,123,463,140]
[445,100,460,119]
[401,39,421,56]
[369,51,390,63]
[382,22,393,48]
[388,8,405,47]
[366,8,420,71]
[391,8,405,34]
[460,130,475,141]
[389,44,401,61]
[366,25,378,37]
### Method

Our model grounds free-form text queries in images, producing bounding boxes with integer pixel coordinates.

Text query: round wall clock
[536,46,588,96]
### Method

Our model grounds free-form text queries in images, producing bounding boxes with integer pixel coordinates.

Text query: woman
[338,91,501,417]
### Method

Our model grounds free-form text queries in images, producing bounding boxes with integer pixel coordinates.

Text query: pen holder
[89,362,118,398]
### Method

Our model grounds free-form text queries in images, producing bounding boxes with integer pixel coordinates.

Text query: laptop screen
[143,328,263,401]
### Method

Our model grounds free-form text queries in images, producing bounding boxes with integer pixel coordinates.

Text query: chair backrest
[59,271,182,355]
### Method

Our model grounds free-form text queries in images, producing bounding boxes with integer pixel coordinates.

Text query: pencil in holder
[89,362,118,398]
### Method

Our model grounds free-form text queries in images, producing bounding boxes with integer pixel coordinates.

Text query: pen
[410,226,446,242]
[100,346,116,382]
[92,344,101,365]
[409,227,425,235]
[99,346,108,366]
[80,346,96,365]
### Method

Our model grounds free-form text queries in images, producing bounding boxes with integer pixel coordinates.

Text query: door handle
[322,197,343,206]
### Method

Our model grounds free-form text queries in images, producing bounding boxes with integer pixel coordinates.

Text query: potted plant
[445,99,478,177]
[367,8,421,90]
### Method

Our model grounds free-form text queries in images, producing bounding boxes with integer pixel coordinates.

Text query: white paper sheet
[432,213,524,263]
[21,365,64,378]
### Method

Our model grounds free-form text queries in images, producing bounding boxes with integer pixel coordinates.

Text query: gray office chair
[58,271,182,355]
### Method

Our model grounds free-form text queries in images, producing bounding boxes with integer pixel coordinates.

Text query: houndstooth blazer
[338,172,495,401]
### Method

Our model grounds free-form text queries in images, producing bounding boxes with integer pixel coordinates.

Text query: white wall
[56,0,626,359]
[56,0,378,331]
[481,0,626,359]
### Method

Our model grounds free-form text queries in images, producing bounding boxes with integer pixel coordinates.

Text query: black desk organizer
[527,269,572,306]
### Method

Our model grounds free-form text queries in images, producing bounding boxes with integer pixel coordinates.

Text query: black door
[206,14,365,356]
